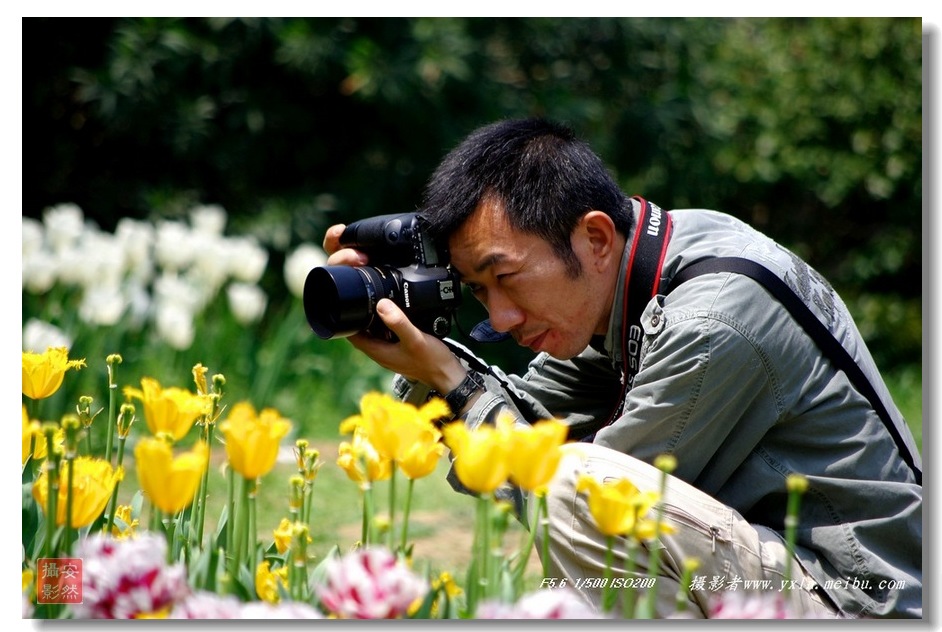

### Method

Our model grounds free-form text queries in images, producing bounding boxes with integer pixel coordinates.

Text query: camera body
[303,213,461,341]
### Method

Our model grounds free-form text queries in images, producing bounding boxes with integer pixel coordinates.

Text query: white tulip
[226,282,268,325]
[226,236,269,284]
[155,220,198,272]
[23,254,58,294]
[155,302,195,351]
[43,203,85,254]
[284,243,327,298]
[22,217,44,258]
[79,284,128,326]
[23,318,72,352]
[189,204,228,236]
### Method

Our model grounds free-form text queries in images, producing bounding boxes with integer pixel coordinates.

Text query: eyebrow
[473,252,508,274]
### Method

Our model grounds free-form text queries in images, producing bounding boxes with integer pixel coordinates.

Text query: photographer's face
[448,197,622,361]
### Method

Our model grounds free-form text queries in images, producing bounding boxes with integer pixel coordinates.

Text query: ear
[577,211,619,271]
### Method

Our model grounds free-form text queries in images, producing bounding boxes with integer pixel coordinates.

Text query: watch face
[445,371,484,415]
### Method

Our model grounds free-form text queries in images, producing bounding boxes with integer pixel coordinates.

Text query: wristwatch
[443,369,485,417]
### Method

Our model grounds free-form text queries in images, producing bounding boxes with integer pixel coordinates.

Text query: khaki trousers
[534,442,841,618]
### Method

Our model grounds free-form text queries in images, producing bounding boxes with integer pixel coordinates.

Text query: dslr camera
[303,212,461,341]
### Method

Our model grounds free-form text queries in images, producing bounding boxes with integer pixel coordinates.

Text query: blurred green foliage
[23,17,922,434]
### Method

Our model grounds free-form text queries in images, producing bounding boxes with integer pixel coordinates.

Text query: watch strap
[443,370,485,417]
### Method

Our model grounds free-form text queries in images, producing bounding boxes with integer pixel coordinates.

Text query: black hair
[420,118,632,275]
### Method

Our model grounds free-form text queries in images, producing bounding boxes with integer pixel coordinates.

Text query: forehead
[447,197,540,276]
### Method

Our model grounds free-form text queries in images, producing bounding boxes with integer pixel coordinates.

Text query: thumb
[376,299,422,345]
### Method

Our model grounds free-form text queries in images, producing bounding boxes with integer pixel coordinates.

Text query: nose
[485,289,525,333]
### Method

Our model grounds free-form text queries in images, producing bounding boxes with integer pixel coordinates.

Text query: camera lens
[303,265,397,339]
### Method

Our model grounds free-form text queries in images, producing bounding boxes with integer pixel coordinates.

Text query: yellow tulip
[337,428,392,484]
[134,437,208,514]
[22,407,31,466]
[340,391,449,463]
[507,417,568,493]
[441,418,512,495]
[273,518,293,554]
[218,401,292,480]
[576,474,672,539]
[192,363,209,396]
[31,457,121,528]
[124,377,210,441]
[22,407,66,465]
[22,347,86,400]
[135,608,171,619]
[111,504,140,540]
[397,437,446,480]
[256,560,289,604]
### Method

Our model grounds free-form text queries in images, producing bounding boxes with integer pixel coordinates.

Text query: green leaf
[22,482,40,554]
[189,542,221,592]
[408,584,440,619]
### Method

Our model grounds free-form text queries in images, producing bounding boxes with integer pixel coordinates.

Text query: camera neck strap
[583,197,674,438]
[620,197,674,391]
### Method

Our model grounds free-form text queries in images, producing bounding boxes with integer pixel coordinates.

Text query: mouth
[519,330,549,352]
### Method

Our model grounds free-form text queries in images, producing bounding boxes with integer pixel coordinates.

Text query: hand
[323,223,368,266]
[349,299,468,394]
[321,224,467,393]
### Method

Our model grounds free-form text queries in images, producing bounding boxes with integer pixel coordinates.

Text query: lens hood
[303,265,380,339]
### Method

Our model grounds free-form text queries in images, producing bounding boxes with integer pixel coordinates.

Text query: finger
[322,224,346,255]
[326,247,368,266]
[375,299,424,347]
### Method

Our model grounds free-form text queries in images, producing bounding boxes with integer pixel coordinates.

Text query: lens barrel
[303,265,397,339]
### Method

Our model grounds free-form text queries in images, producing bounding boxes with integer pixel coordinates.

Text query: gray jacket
[397,201,922,618]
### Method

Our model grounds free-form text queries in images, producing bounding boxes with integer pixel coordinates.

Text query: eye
[464,282,484,296]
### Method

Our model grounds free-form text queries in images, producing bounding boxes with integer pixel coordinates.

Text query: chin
[542,342,580,361]
[544,334,595,361]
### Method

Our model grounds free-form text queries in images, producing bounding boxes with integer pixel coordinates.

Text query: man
[323,118,922,618]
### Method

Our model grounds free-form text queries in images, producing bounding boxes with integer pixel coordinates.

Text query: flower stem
[63,459,74,555]
[784,474,808,587]
[233,476,250,568]
[226,466,236,577]
[304,477,316,538]
[103,435,128,535]
[104,376,117,464]
[388,467,397,551]
[42,432,60,560]
[513,493,547,598]
[639,466,671,619]
[623,538,639,619]
[675,558,700,614]
[540,494,550,574]
[164,515,176,564]
[399,478,415,555]
[248,478,258,566]
[465,493,492,616]
[602,535,616,613]
[479,494,492,602]
[195,422,214,549]
[231,475,250,581]
[362,483,375,546]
